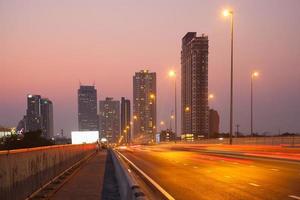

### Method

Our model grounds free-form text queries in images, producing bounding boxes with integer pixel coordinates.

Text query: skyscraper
[121,97,131,144]
[181,32,209,139]
[41,98,54,138]
[133,70,156,143]
[99,97,120,143]
[24,94,54,138]
[209,109,220,138]
[78,85,98,131]
[26,94,42,132]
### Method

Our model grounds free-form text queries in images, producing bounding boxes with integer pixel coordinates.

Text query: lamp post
[251,71,259,136]
[223,9,234,145]
[168,70,177,138]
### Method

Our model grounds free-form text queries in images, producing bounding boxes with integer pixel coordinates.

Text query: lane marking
[128,169,131,173]
[248,183,260,187]
[289,195,300,200]
[193,166,198,169]
[116,150,176,200]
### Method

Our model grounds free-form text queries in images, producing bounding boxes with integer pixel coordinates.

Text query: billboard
[71,131,99,144]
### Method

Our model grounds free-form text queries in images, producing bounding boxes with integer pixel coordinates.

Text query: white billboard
[71,131,99,144]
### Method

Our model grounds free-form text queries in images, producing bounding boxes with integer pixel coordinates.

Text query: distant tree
[0,130,54,150]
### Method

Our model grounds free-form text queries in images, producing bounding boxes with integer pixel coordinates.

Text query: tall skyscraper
[209,109,220,138]
[78,85,98,131]
[26,94,42,132]
[121,97,131,143]
[24,94,54,138]
[181,32,209,139]
[41,98,54,138]
[133,70,156,143]
[99,97,120,143]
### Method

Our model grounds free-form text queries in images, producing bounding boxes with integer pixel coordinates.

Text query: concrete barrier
[0,144,96,200]
[175,136,300,146]
[110,149,146,200]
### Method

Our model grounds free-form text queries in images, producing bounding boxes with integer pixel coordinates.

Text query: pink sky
[1,0,300,136]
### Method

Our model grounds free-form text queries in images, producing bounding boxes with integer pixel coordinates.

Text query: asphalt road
[119,146,300,200]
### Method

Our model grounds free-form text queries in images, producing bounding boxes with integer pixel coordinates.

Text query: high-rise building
[99,97,120,143]
[41,98,54,138]
[78,85,98,131]
[209,109,220,138]
[133,70,156,143]
[24,94,54,138]
[181,32,209,139]
[26,94,42,132]
[121,97,131,143]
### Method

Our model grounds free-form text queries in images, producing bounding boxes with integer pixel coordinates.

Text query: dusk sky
[1,0,299,137]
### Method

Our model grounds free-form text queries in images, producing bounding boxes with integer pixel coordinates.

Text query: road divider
[110,149,146,200]
[115,150,175,200]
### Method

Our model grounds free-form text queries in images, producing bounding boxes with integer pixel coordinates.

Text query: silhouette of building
[78,85,98,131]
[121,97,131,144]
[209,109,220,138]
[41,98,54,138]
[26,95,42,132]
[23,94,54,138]
[99,97,120,143]
[133,70,156,143]
[181,32,209,139]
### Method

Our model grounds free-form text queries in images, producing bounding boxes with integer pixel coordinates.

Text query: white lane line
[193,166,198,169]
[270,168,279,172]
[289,195,300,200]
[127,169,131,173]
[248,183,260,187]
[116,150,176,200]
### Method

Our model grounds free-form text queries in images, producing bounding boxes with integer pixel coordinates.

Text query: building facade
[41,98,54,138]
[121,97,131,144]
[99,97,120,143]
[78,85,98,131]
[181,32,209,139]
[133,70,156,143]
[26,95,42,132]
[23,94,54,138]
[209,109,220,138]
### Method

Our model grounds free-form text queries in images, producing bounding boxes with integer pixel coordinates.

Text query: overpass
[1,137,300,200]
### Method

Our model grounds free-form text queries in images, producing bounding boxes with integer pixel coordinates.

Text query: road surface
[119,145,300,200]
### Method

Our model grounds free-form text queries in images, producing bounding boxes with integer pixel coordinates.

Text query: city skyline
[1,0,300,137]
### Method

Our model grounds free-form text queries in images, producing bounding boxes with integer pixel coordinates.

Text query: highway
[119,145,300,200]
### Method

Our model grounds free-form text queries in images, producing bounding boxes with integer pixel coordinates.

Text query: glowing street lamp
[208,94,214,100]
[168,70,177,138]
[251,71,259,136]
[150,93,155,99]
[185,106,190,112]
[223,8,234,145]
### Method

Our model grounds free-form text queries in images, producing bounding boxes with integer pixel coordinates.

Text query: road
[119,145,300,200]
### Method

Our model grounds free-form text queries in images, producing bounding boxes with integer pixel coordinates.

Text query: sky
[0,0,300,137]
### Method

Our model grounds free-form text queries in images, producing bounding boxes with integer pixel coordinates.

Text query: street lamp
[223,9,234,145]
[251,71,259,136]
[168,70,177,138]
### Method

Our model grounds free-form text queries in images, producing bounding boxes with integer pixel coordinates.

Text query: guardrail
[110,149,146,200]
[112,149,175,200]
[176,136,300,146]
[0,144,97,200]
